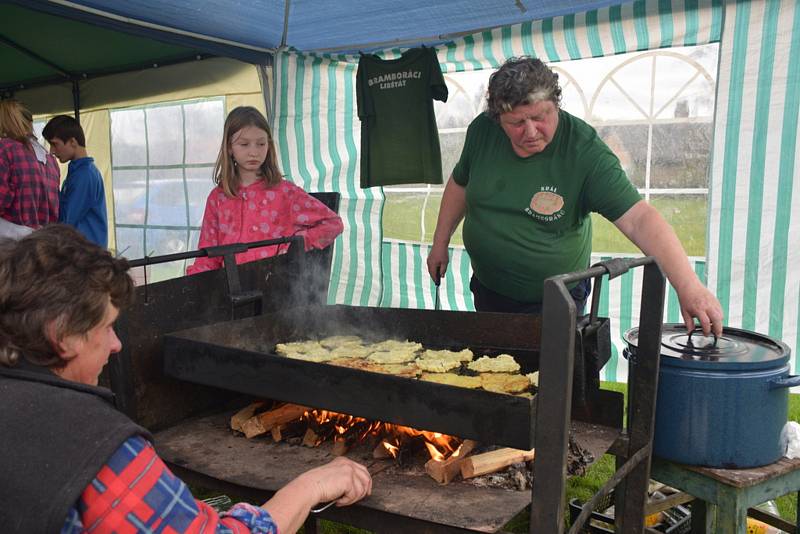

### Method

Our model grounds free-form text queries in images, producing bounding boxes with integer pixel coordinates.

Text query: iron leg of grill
[615,261,665,533]
[530,280,577,533]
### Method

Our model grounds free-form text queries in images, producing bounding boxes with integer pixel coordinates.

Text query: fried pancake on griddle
[467,354,520,373]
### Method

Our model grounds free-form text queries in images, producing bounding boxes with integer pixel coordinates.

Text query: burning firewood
[460,447,535,479]
[241,403,309,439]
[424,439,477,484]
[373,441,396,459]
[302,428,320,447]
[230,401,266,432]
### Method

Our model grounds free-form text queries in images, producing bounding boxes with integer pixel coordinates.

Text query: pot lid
[624,324,790,371]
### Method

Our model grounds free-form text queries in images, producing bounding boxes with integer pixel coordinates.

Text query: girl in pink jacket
[188,107,343,275]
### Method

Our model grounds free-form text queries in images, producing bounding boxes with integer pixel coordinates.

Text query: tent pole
[72,79,81,122]
[259,64,273,126]
[281,0,291,48]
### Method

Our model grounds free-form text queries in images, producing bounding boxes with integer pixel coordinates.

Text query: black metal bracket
[205,243,265,318]
[572,258,632,416]
[128,235,306,319]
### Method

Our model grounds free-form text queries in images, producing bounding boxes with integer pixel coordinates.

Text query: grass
[383,192,707,257]
[590,196,707,257]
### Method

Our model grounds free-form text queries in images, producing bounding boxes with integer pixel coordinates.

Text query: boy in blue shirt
[42,115,108,248]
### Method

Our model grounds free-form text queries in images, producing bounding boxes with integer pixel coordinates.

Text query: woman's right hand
[302,457,372,507]
[261,457,372,533]
[426,242,450,284]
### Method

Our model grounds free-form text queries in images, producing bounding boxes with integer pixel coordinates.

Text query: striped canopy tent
[273,0,800,382]
[3,0,797,382]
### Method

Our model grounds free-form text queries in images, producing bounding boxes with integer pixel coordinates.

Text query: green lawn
[590,196,707,257]
[383,192,707,257]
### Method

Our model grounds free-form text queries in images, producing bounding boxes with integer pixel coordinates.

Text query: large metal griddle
[162,304,623,451]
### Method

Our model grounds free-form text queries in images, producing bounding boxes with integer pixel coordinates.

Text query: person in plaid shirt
[0,225,372,534]
[0,99,60,229]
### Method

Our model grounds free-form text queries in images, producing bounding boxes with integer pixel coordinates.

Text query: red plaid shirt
[61,436,277,534]
[0,138,59,228]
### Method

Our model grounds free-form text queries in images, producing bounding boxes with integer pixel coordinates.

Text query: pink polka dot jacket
[187,179,343,275]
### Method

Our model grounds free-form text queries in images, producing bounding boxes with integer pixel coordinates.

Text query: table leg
[715,487,748,534]
[690,499,711,534]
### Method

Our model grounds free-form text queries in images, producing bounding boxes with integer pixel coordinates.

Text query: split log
[424,440,477,484]
[242,403,309,439]
[302,428,320,447]
[332,439,350,456]
[230,401,265,432]
[373,441,394,459]
[460,447,535,479]
[270,425,283,442]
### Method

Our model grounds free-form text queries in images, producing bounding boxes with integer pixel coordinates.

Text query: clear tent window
[383,43,719,259]
[110,97,225,282]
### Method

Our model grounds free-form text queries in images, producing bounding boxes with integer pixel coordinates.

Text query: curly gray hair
[486,57,562,121]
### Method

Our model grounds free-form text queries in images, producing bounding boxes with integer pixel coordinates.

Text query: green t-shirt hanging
[453,111,642,303]
[356,47,448,188]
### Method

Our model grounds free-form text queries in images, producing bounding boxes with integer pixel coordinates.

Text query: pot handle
[687,328,718,347]
[769,375,800,389]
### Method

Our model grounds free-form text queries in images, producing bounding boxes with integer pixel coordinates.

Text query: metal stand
[533,257,666,534]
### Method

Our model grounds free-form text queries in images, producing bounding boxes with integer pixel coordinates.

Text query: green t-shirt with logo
[452,110,641,303]
[356,47,448,188]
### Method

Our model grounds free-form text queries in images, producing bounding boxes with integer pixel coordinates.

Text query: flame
[301,408,461,460]
[425,442,445,461]
[382,441,400,458]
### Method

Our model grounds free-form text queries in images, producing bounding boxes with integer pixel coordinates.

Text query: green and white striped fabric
[379,241,705,382]
[707,0,800,373]
[273,0,722,309]
[380,240,475,311]
[273,51,384,306]
[437,0,723,70]
[593,254,707,382]
[272,0,799,379]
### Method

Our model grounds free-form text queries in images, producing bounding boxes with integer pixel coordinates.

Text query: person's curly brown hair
[486,57,562,121]
[0,225,134,369]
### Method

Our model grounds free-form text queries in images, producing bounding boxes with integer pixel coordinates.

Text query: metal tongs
[311,500,336,514]
[310,461,389,514]
[434,266,441,311]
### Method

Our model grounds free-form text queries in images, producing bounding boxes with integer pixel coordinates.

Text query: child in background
[42,115,108,248]
[187,106,343,274]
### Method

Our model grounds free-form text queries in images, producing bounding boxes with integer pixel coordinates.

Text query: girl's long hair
[0,99,34,147]
[214,106,282,197]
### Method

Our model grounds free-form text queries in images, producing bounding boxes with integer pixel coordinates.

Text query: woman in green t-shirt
[427,56,722,337]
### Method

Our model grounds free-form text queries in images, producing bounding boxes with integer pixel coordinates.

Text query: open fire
[230,400,544,487]
[302,408,462,461]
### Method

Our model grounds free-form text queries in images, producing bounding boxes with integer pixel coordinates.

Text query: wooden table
[650,456,800,533]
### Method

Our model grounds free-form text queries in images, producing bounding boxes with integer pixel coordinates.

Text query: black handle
[687,328,719,347]
[127,235,303,268]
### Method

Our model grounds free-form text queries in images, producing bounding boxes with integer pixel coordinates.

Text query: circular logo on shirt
[530,191,564,215]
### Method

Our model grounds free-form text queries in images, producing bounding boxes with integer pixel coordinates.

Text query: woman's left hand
[678,281,723,336]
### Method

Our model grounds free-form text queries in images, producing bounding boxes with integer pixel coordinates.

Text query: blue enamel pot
[624,325,794,469]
